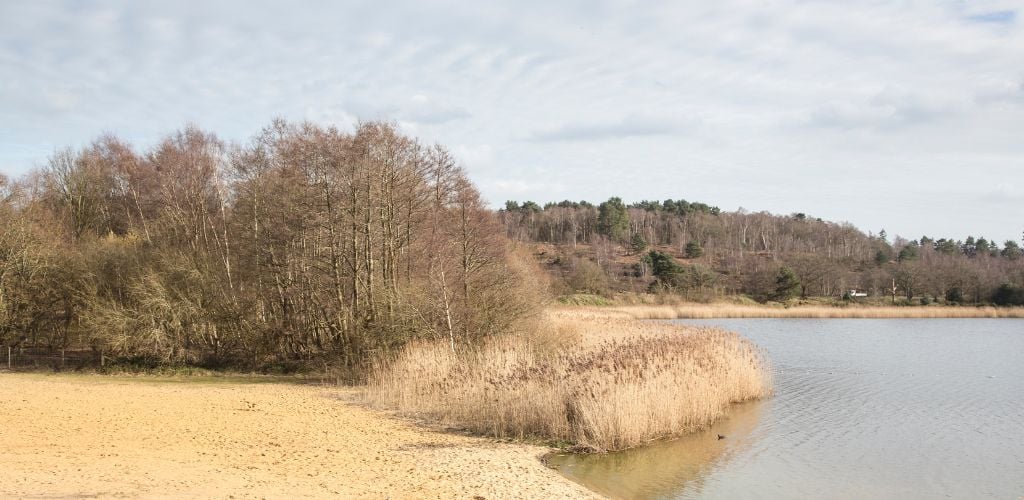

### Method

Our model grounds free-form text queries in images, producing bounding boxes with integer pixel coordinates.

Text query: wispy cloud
[804,89,960,131]
[489,179,563,196]
[527,114,683,142]
[1,0,1023,242]
[402,94,471,124]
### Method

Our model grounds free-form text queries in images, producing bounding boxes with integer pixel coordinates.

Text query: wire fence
[2,346,104,371]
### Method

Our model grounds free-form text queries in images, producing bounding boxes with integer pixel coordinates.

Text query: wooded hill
[499,197,1024,305]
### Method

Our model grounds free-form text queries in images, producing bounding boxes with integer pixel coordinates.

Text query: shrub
[992,283,1024,306]
[945,287,964,304]
[566,258,610,296]
[684,241,704,259]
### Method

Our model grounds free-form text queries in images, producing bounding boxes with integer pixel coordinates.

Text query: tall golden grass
[562,304,1024,320]
[366,314,771,452]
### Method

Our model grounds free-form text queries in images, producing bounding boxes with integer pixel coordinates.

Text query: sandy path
[0,374,597,499]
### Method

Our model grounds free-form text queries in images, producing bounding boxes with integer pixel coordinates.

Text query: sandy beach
[0,374,597,499]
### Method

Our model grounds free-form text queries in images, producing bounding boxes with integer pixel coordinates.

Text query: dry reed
[560,304,1024,320]
[366,314,771,452]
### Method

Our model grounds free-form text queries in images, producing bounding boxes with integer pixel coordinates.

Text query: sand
[0,374,597,499]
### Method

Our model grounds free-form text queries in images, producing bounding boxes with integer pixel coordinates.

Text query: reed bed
[561,304,1024,320]
[366,315,771,452]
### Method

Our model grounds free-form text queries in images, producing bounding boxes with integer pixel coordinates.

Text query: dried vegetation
[569,304,1024,319]
[367,310,771,452]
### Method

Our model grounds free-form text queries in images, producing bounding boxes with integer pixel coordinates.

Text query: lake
[548,318,1024,499]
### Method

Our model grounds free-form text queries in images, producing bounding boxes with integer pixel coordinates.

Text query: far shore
[557,302,1024,319]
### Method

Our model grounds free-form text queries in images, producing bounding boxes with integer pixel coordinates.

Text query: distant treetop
[501,197,720,216]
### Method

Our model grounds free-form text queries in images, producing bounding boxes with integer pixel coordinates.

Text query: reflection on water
[548,401,763,499]
[550,319,1024,499]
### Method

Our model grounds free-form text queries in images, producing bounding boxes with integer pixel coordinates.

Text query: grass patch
[557,293,615,306]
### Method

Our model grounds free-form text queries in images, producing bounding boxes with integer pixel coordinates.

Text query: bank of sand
[0,374,596,499]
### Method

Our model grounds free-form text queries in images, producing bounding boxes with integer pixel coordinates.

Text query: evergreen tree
[993,283,1024,306]
[975,237,991,255]
[962,236,976,257]
[647,250,684,287]
[935,239,959,255]
[898,243,919,261]
[772,267,801,301]
[874,249,891,266]
[1002,241,1022,260]
[597,197,629,241]
[684,240,704,259]
[630,233,648,254]
[520,200,542,213]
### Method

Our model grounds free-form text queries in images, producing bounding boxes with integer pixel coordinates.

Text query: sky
[1,0,1023,244]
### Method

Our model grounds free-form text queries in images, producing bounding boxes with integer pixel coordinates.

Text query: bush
[566,258,610,296]
[945,287,964,304]
[992,284,1024,306]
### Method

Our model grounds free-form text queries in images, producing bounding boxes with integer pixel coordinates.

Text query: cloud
[974,79,1024,105]
[983,182,1024,202]
[454,143,494,167]
[402,94,471,124]
[803,89,960,131]
[489,179,563,195]
[965,10,1017,24]
[42,86,82,112]
[336,94,469,125]
[302,106,359,130]
[1,0,1024,242]
[527,114,683,142]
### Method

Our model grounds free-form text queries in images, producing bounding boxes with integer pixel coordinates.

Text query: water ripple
[551,318,1024,499]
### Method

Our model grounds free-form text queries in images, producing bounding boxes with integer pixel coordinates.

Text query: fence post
[61,349,66,367]
[7,346,10,369]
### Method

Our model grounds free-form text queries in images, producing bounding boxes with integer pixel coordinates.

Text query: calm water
[550,319,1024,499]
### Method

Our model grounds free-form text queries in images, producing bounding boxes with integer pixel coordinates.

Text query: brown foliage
[0,121,540,370]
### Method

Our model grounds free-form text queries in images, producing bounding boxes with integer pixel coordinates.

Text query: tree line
[0,121,539,370]
[499,198,1024,305]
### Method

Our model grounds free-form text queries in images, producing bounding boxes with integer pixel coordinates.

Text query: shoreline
[556,303,1024,319]
[1,310,783,498]
[0,373,598,499]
